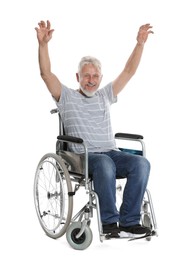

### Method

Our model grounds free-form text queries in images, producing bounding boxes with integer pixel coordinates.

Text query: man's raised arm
[112,24,153,96]
[35,20,62,101]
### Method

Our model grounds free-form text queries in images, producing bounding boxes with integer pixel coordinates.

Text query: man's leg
[105,150,151,237]
[88,153,119,225]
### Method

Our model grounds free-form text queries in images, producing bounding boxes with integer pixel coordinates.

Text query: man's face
[76,64,102,97]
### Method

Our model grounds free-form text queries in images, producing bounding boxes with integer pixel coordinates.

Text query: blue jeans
[88,150,150,227]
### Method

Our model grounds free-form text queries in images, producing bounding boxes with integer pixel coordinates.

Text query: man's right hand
[35,20,54,45]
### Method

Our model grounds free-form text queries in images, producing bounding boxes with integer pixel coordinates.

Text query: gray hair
[78,56,102,75]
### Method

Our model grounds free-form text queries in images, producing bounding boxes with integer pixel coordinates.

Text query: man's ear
[76,73,79,82]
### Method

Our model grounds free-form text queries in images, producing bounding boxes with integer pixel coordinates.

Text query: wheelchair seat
[57,150,84,175]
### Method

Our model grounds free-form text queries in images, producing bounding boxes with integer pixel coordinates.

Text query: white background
[1,0,190,259]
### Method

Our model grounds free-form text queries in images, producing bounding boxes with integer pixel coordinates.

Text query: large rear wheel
[34,153,73,239]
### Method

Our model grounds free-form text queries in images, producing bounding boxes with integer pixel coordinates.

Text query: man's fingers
[47,20,51,30]
[40,20,46,27]
[37,20,46,29]
[37,20,53,33]
[140,24,153,32]
[49,29,54,37]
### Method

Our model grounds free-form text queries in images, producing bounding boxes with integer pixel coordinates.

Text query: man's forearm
[112,42,144,96]
[38,44,52,80]
[124,42,144,77]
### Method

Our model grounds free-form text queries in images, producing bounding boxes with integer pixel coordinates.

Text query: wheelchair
[33,108,158,250]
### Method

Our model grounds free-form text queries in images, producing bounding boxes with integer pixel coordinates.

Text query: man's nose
[88,75,94,81]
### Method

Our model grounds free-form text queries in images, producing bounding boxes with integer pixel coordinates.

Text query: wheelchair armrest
[115,132,146,157]
[115,133,143,140]
[57,135,84,144]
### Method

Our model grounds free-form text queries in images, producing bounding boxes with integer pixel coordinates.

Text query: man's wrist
[39,41,48,47]
[136,41,145,47]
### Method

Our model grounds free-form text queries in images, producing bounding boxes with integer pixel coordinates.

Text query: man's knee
[141,156,150,171]
[136,156,151,179]
[89,154,116,180]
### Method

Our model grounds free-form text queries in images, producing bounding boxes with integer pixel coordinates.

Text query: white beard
[79,86,96,97]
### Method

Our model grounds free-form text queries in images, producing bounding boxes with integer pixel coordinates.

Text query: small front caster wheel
[66,222,93,250]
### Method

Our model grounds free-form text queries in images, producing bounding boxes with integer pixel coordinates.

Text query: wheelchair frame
[33,109,158,250]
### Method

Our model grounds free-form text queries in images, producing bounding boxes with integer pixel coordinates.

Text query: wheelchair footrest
[103,230,156,241]
[128,230,156,241]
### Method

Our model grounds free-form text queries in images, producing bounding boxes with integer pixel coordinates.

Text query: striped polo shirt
[56,82,117,154]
